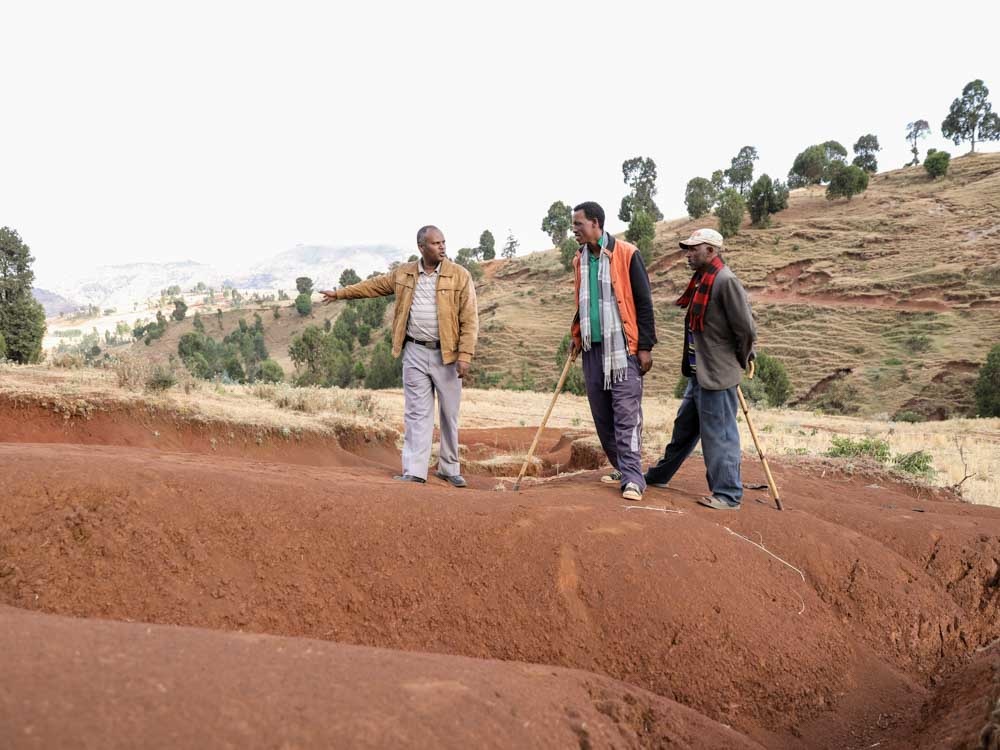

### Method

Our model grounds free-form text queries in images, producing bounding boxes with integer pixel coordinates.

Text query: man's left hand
[637,350,653,375]
[456,360,471,379]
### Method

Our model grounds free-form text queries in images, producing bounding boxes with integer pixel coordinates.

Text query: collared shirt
[587,232,607,343]
[406,261,440,341]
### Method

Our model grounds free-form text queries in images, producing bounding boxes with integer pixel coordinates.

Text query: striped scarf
[579,242,629,389]
[676,255,724,332]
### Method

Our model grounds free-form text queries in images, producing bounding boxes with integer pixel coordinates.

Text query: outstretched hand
[320,289,338,305]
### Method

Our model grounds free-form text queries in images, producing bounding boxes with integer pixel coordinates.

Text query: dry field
[3,363,997,506]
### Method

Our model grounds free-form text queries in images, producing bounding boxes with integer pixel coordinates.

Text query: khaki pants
[401,341,462,479]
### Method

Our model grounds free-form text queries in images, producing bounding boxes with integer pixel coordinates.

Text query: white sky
[3,0,998,284]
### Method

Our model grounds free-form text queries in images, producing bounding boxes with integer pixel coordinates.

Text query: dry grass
[4,363,996,507]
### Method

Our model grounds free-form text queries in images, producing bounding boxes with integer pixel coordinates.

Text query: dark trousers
[645,378,743,504]
[581,342,645,491]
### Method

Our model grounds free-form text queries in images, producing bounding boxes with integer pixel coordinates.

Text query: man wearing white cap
[645,228,756,510]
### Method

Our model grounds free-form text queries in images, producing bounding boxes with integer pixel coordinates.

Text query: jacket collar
[403,257,456,277]
[580,231,616,258]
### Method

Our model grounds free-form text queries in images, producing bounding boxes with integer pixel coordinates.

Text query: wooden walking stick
[737,360,783,510]
[513,350,577,491]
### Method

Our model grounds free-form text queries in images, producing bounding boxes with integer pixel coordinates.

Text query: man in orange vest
[570,202,657,502]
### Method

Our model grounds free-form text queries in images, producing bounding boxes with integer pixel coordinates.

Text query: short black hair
[416,225,441,246]
[573,202,604,230]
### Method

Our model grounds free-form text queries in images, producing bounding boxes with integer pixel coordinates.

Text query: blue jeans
[645,378,743,504]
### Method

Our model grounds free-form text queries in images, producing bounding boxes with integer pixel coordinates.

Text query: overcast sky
[3,0,998,284]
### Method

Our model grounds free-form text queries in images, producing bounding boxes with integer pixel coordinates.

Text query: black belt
[405,335,441,349]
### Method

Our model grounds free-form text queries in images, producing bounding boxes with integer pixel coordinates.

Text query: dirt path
[2,437,999,748]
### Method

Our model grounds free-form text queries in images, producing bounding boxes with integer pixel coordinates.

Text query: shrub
[145,366,177,392]
[625,209,655,264]
[747,174,789,228]
[924,149,951,178]
[892,410,926,423]
[295,293,313,317]
[754,352,791,406]
[559,237,580,271]
[827,436,891,462]
[893,450,935,477]
[903,333,932,353]
[258,359,284,383]
[826,163,869,201]
[714,188,745,238]
[112,353,151,391]
[975,343,1000,417]
[674,375,689,399]
[684,177,716,219]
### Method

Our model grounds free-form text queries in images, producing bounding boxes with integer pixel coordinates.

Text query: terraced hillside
[474,152,1000,419]
[139,153,1000,419]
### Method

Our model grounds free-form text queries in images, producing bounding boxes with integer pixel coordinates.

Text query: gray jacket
[681,266,756,390]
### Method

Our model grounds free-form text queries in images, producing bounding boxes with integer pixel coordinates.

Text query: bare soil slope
[2,394,999,748]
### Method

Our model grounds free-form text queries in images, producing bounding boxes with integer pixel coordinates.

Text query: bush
[975,343,1000,417]
[145,366,177,392]
[892,410,926,423]
[893,450,935,477]
[747,174,788,228]
[826,163,869,201]
[295,293,313,317]
[827,436,891,462]
[924,149,951,178]
[684,177,716,219]
[112,353,152,391]
[0,330,5,360]
[754,352,791,406]
[625,209,655,264]
[714,188,745,238]
[674,375,689,399]
[559,237,580,271]
[258,359,284,383]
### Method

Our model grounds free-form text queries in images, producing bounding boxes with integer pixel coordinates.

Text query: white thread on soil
[622,505,684,514]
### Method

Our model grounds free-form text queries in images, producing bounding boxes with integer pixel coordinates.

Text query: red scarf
[676,255,724,332]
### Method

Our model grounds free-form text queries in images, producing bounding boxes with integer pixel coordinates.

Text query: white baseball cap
[679,228,724,249]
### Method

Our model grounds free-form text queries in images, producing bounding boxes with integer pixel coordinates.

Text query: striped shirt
[406,262,440,342]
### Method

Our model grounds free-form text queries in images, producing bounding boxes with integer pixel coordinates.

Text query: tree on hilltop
[747,174,789,228]
[788,141,847,187]
[906,120,931,166]
[618,157,663,222]
[826,163,869,201]
[501,231,519,260]
[0,227,46,363]
[339,268,361,287]
[941,79,1000,153]
[924,149,951,179]
[295,276,314,295]
[625,210,655,264]
[478,230,496,260]
[725,146,758,196]
[714,189,745,238]
[559,237,579,271]
[171,298,187,322]
[541,201,572,247]
[852,134,881,173]
[685,177,717,219]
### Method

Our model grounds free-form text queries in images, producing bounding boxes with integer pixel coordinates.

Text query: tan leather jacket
[336,259,479,364]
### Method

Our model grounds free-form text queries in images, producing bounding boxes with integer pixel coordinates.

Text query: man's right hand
[569,339,582,361]
[320,289,338,305]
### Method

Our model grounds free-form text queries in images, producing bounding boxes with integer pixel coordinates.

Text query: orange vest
[571,235,642,355]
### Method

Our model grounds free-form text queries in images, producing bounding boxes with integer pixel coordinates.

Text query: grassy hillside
[140,153,1000,419]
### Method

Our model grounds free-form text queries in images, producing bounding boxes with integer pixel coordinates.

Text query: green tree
[295,276,314,295]
[454,248,484,280]
[788,144,827,187]
[541,201,572,246]
[171,298,188,322]
[975,343,1000,417]
[826,163,870,201]
[941,79,1000,153]
[555,334,585,396]
[747,174,788,228]
[906,120,930,165]
[193,311,205,332]
[353,360,366,382]
[754,352,791,406]
[710,169,726,192]
[478,230,496,260]
[295,292,313,316]
[559,237,580,271]
[0,227,46,363]
[724,146,758,196]
[625,210,655,264]
[714,189,745,238]
[501,231,519,259]
[339,268,361,287]
[618,156,663,222]
[366,339,403,388]
[0,330,6,360]
[924,149,951,178]
[684,177,717,219]
[216,308,224,328]
[258,359,284,383]
[852,134,881,173]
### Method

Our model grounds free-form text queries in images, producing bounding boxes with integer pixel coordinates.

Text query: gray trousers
[401,341,462,479]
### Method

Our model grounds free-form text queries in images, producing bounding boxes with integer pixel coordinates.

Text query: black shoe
[393,474,426,483]
[434,471,467,488]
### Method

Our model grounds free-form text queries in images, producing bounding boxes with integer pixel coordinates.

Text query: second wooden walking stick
[513,351,577,491]
[737,360,783,510]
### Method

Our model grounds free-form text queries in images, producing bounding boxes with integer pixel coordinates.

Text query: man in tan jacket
[321,226,478,486]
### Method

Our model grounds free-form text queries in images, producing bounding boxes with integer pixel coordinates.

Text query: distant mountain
[32,288,80,317]
[34,245,408,311]
[229,245,406,291]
